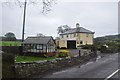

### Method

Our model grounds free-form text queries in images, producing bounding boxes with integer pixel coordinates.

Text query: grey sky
[1,0,118,39]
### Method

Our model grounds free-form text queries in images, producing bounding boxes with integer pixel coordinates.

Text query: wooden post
[79,49,81,57]
[22,0,27,42]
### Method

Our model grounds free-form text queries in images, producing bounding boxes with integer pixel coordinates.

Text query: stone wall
[15,53,97,78]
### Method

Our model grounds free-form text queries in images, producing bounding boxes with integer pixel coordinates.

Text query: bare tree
[36,33,45,37]
[57,25,71,35]
[3,0,57,13]
[62,25,71,32]
[57,26,64,34]
[3,0,57,42]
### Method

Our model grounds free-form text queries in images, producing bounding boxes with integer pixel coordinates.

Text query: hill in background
[94,34,120,53]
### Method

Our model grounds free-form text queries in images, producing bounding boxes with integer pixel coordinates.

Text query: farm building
[56,23,95,49]
[22,36,56,56]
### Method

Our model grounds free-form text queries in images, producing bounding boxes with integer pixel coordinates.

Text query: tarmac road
[44,53,119,79]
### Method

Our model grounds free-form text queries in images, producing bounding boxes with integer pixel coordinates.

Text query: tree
[5,32,15,38]
[36,33,45,37]
[62,25,71,32]
[57,26,64,34]
[4,0,56,14]
[4,32,17,41]
[57,25,71,35]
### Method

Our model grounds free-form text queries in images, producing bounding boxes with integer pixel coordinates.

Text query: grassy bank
[0,41,21,46]
[15,55,57,62]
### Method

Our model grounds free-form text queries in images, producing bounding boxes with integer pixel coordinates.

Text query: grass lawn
[15,55,57,62]
[0,41,21,46]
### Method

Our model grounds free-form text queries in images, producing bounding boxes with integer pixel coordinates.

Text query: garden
[15,50,70,62]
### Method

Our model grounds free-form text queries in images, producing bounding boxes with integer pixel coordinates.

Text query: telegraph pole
[22,0,27,42]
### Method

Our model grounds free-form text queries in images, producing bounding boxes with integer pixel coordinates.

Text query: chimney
[76,23,80,28]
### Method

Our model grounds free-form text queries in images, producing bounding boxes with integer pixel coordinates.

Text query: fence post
[79,49,81,57]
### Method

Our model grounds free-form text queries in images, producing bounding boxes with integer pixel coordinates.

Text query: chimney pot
[76,23,80,28]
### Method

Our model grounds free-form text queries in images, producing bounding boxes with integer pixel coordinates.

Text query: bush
[2,52,15,78]
[100,44,118,53]
[57,50,69,58]
[81,45,97,52]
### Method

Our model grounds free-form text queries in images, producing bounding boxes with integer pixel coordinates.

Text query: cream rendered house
[56,23,95,49]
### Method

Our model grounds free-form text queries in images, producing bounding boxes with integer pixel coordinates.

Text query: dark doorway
[67,40,76,49]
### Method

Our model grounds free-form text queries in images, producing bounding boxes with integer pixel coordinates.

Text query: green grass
[15,55,57,62]
[0,41,21,46]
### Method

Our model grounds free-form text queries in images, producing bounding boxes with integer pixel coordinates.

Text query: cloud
[1,1,118,39]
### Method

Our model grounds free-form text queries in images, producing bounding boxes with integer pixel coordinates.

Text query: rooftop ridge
[60,27,94,35]
[27,36,52,38]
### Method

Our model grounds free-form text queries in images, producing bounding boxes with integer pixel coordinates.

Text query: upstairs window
[86,34,89,37]
[74,34,76,37]
[66,34,68,38]
[61,35,63,38]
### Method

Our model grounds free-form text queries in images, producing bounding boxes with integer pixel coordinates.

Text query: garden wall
[15,53,97,78]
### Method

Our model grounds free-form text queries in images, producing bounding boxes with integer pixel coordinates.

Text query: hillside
[94,34,120,53]
[94,34,120,43]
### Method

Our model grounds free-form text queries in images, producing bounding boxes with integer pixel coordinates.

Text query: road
[44,53,119,79]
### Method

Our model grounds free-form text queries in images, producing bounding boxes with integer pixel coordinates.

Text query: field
[15,55,56,62]
[0,41,21,46]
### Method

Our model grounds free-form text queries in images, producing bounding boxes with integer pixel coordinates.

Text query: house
[22,36,56,56]
[56,23,95,49]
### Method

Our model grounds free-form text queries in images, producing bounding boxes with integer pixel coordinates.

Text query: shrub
[2,52,15,78]
[81,45,92,49]
[57,50,69,58]
[81,45,97,52]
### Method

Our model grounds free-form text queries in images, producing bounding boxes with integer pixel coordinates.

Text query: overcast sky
[1,0,119,39]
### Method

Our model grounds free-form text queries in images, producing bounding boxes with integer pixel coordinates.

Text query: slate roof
[60,27,94,35]
[23,36,52,44]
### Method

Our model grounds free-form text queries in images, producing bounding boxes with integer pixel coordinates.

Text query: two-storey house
[56,23,95,49]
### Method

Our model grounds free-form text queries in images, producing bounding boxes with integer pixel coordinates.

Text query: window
[74,34,76,37]
[66,34,68,38]
[86,34,89,37]
[61,35,63,38]
[36,45,39,49]
[80,41,83,44]
[69,34,72,38]
[77,33,80,37]
[39,45,43,49]
[36,44,43,50]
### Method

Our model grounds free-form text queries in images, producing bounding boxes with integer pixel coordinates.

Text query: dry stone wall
[15,53,97,78]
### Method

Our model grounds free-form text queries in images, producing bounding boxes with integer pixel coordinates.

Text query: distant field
[0,41,21,46]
